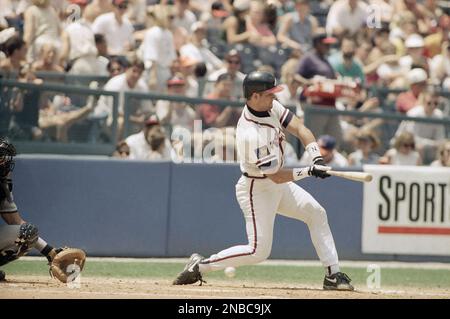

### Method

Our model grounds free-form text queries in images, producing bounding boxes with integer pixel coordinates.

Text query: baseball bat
[327,170,373,182]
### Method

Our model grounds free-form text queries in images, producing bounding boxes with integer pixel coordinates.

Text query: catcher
[0,137,86,283]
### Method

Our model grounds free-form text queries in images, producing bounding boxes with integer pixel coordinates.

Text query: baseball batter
[173,71,353,290]
[0,138,84,282]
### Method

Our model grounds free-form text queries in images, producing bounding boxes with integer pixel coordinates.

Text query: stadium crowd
[0,0,449,167]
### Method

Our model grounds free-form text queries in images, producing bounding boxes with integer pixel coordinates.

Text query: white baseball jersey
[236,100,294,177]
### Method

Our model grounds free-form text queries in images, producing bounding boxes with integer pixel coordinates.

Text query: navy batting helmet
[243,71,283,99]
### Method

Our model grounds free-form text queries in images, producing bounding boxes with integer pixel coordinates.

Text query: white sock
[326,264,340,276]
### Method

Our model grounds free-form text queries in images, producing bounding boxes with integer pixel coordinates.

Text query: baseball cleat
[0,270,5,282]
[173,253,206,286]
[323,272,354,291]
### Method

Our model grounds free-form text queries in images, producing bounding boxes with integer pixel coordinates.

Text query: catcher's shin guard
[0,223,38,266]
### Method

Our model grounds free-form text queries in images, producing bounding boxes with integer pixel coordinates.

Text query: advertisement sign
[362,165,450,256]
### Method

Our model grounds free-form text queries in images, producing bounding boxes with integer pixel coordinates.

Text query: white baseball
[224,267,236,278]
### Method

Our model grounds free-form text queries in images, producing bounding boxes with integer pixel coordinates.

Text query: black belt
[243,172,267,179]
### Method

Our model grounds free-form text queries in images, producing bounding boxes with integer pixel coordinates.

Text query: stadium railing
[0,78,119,155]
[1,79,449,158]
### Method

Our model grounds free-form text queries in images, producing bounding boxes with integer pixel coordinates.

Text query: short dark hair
[194,62,207,78]
[3,35,25,57]
[94,33,106,45]
[216,72,233,83]
[107,56,127,72]
[127,56,145,71]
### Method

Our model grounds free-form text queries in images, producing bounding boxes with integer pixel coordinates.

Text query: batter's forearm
[296,125,316,147]
[1,212,26,225]
[267,167,311,184]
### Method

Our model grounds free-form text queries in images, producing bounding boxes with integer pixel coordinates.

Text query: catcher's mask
[0,137,17,177]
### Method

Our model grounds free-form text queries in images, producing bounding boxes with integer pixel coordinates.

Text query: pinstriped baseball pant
[199,176,339,272]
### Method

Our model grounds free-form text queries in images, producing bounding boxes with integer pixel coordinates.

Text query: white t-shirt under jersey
[236,100,294,177]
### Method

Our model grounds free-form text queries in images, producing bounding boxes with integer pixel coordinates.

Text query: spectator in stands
[92,0,135,56]
[267,0,297,17]
[31,43,64,73]
[348,130,380,166]
[330,37,365,86]
[429,41,450,90]
[112,140,130,158]
[197,73,241,129]
[393,0,432,35]
[299,135,349,167]
[246,0,277,48]
[172,0,198,34]
[194,0,232,18]
[295,33,343,145]
[126,0,147,29]
[83,0,115,24]
[368,0,395,24]
[326,0,368,38]
[178,56,200,97]
[60,1,109,76]
[430,140,450,167]
[207,49,245,100]
[140,4,177,92]
[223,0,253,45]
[296,32,337,93]
[24,0,61,61]
[0,0,28,31]
[276,58,303,120]
[395,68,428,114]
[107,56,127,78]
[125,115,173,161]
[277,0,318,53]
[33,72,97,142]
[366,24,391,66]
[351,36,399,87]
[394,90,446,164]
[399,33,428,73]
[355,39,372,67]
[264,2,278,33]
[94,57,152,138]
[379,131,422,165]
[6,63,44,141]
[179,21,224,76]
[376,43,404,87]
[200,1,230,48]
[0,34,27,74]
[156,73,196,132]
[389,11,417,56]
[0,28,15,63]
[94,33,109,59]
[425,15,450,59]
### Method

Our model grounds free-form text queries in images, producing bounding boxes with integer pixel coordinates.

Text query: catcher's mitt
[49,248,86,283]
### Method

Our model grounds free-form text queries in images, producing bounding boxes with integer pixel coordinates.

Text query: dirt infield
[1,275,449,299]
